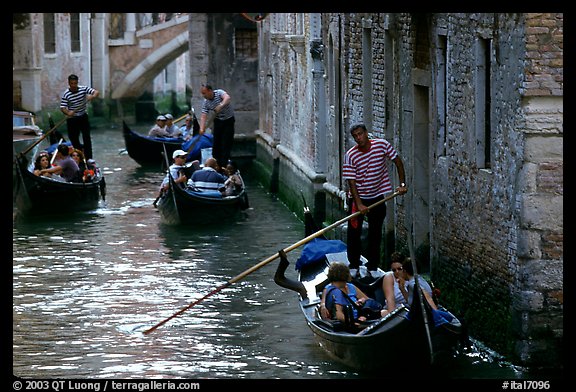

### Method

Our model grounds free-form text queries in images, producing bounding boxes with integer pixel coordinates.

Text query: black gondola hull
[13,155,105,217]
[157,179,249,225]
[122,121,182,167]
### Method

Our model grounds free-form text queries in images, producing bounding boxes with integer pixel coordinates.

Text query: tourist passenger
[148,115,171,137]
[71,148,86,168]
[154,150,200,207]
[162,150,195,190]
[379,252,409,317]
[164,114,180,137]
[223,160,244,196]
[400,258,436,309]
[33,152,56,178]
[187,157,227,193]
[37,144,79,182]
[180,113,198,141]
[319,262,371,324]
[343,123,407,279]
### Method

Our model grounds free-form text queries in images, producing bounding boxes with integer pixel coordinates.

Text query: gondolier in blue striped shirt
[198,84,235,169]
[60,74,99,160]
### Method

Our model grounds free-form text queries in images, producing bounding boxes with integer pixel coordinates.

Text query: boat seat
[185,190,222,198]
[312,319,349,332]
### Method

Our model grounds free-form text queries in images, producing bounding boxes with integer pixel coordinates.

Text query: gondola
[122,114,212,167]
[273,206,464,372]
[156,174,249,225]
[13,151,106,217]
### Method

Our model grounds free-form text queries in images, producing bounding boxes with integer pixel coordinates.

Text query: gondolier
[60,74,99,160]
[343,123,407,279]
[198,84,235,169]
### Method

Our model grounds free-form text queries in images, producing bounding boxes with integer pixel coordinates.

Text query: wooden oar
[173,113,188,125]
[19,116,67,158]
[142,190,401,335]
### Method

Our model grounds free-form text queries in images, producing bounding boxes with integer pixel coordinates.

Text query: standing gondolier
[60,74,99,160]
[343,124,408,279]
[198,84,235,169]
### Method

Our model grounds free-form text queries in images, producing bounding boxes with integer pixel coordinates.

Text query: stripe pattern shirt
[188,167,227,192]
[342,138,398,199]
[201,89,234,121]
[60,86,96,117]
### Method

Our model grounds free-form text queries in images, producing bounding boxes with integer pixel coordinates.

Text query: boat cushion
[185,190,222,198]
[148,137,182,142]
[181,134,214,161]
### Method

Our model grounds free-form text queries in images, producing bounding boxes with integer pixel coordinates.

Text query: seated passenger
[400,258,436,309]
[70,148,90,182]
[223,160,244,196]
[187,157,227,193]
[400,258,456,327]
[319,262,371,325]
[148,115,171,137]
[380,251,409,317]
[164,113,181,137]
[179,114,195,141]
[161,150,196,191]
[33,152,57,178]
[36,144,79,182]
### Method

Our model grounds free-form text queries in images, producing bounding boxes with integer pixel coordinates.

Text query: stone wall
[254,12,563,368]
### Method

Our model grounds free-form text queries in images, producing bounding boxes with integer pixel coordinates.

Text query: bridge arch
[111,31,189,99]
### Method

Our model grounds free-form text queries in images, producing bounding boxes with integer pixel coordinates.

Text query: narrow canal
[12,124,549,382]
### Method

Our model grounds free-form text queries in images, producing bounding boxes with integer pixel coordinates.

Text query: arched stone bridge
[109,14,189,100]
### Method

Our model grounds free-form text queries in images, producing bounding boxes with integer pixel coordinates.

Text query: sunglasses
[392,267,403,272]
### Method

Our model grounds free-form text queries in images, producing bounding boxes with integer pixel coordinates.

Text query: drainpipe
[310,13,326,174]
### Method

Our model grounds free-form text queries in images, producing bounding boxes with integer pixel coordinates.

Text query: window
[235,29,258,59]
[43,13,56,54]
[475,37,492,169]
[109,13,126,39]
[70,13,81,52]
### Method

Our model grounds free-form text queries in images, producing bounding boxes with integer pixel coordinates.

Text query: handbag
[359,298,383,320]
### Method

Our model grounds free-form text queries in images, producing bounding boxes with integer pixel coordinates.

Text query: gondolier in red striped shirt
[342,124,407,279]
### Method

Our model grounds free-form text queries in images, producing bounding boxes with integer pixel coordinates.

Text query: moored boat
[13,110,44,163]
[274,206,464,371]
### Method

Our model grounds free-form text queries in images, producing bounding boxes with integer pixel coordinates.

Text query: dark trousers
[212,116,235,168]
[67,113,93,159]
[346,195,387,271]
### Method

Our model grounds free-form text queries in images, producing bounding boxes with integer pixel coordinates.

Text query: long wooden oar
[19,116,67,158]
[173,113,188,125]
[142,190,401,335]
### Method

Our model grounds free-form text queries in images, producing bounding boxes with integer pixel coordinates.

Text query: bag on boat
[359,298,383,320]
[295,238,347,271]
